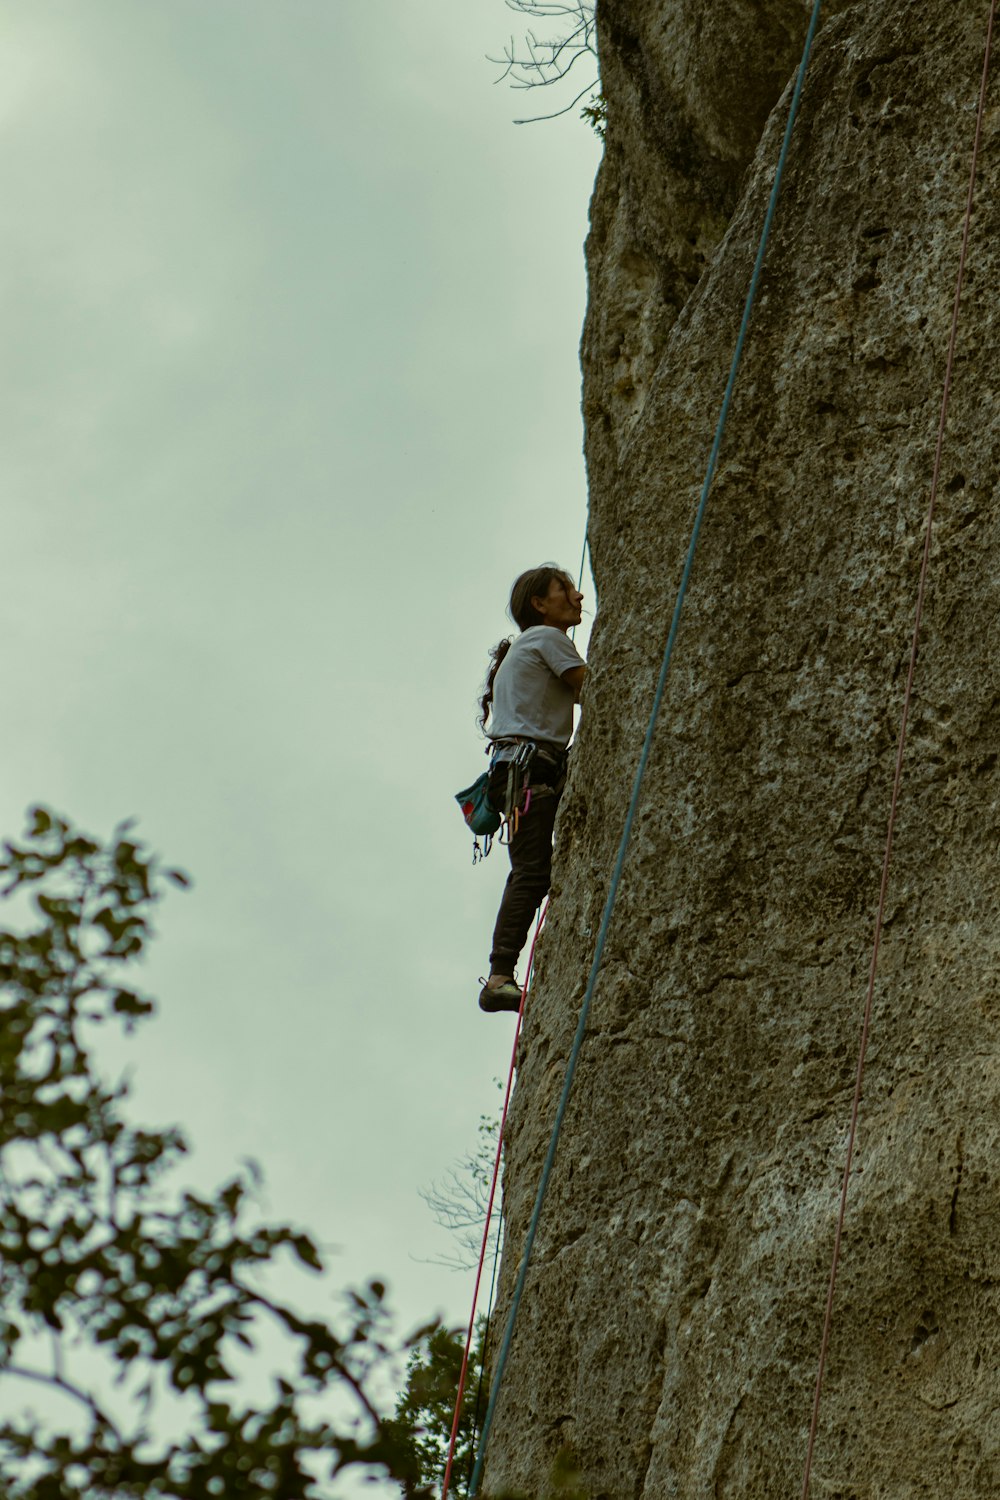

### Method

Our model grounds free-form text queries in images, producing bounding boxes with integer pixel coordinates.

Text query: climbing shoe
[478,978,523,1014]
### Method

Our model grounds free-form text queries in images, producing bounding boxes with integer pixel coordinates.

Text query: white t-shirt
[487,626,585,750]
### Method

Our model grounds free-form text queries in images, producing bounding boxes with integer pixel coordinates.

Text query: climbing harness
[456,742,568,862]
[494,741,536,843]
[494,741,568,843]
[440,907,547,1500]
[799,5,997,1496]
[465,4,827,1494]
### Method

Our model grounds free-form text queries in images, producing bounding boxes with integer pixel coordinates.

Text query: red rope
[439,903,547,1500]
[800,8,997,1495]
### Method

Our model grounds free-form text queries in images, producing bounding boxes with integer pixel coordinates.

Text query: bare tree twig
[1,1363,120,1437]
[514,78,599,124]
[489,0,600,127]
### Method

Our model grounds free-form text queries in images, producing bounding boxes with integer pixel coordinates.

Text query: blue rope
[571,529,589,644]
[468,7,824,1492]
[576,529,589,593]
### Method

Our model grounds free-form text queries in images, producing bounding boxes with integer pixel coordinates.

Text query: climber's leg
[487,774,559,982]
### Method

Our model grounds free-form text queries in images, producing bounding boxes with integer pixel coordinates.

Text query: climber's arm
[562,665,587,703]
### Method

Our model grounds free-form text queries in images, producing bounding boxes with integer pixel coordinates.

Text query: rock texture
[486,2,1000,1496]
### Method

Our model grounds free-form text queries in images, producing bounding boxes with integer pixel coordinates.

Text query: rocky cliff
[486,1,1000,1495]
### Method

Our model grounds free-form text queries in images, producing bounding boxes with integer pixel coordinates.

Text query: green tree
[388,1320,488,1497]
[0,807,435,1499]
[390,1316,589,1500]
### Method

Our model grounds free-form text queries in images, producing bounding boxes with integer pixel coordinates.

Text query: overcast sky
[1,0,601,1422]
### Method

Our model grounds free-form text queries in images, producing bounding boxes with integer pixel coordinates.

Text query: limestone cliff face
[487,2,1000,1495]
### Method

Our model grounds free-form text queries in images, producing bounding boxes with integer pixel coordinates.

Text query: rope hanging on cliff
[466,6,827,1493]
[439,907,546,1500]
[570,530,589,644]
[463,1218,503,1492]
[799,6,997,1496]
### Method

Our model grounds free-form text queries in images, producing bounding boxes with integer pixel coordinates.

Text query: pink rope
[800,6,997,1494]
[439,903,548,1500]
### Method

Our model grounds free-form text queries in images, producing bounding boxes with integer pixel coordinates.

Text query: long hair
[478,563,569,731]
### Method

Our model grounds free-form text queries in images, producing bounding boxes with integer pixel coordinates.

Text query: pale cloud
[1,0,600,1352]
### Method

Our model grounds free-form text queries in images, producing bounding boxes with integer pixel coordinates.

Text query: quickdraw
[495,741,537,844]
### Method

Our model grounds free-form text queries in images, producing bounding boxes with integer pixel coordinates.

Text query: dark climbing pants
[487,759,562,977]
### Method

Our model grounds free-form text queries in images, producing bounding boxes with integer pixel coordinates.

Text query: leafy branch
[0,807,437,1499]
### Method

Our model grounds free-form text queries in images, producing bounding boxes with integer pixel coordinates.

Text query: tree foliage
[0,807,436,1499]
[388,1321,488,1497]
[390,1316,588,1500]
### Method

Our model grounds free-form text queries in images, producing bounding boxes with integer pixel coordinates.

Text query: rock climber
[477,564,587,1013]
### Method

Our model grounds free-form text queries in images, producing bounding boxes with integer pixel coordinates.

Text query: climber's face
[532,574,584,633]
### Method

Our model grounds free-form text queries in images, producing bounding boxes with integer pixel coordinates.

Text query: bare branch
[489,0,598,117]
[0,1363,120,1437]
[514,77,599,125]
